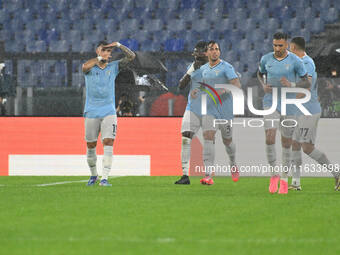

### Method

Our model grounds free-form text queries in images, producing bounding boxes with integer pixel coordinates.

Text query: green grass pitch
[0,176,339,255]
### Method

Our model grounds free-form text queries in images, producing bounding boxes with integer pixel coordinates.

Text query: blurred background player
[82,41,135,186]
[284,37,339,191]
[175,41,208,184]
[257,32,310,194]
[199,40,241,185]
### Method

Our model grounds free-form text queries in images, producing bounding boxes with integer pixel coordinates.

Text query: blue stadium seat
[120,38,139,51]
[26,19,46,32]
[322,8,338,23]
[46,29,59,43]
[143,19,164,32]
[35,40,47,52]
[214,18,232,31]
[310,17,324,33]
[178,8,200,21]
[247,29,265,44]
[21,30,35,42]
[5,40,25,52]
[73,19,95,32]
[96,19,118,33]
[164,38,184,51]
[228,8,247,22]
[20,9,34,23]
[289,0,305,9]
[49,40,70,52]
[249,7,269,22]
[72,73,85,87]
[120,19,141,32]
[265,18,279,32]
[191,19,211,32]
[237,19,256,32]
[69,31,82,44]
[166,19,187,32]
[135,0,157,9]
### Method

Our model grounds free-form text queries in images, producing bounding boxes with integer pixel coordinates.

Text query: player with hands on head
[82,41,135,186]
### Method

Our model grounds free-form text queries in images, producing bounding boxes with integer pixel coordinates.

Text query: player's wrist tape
[116,42,121,47]
[186,64,195,76]
[97,56,103,61]
[291,82,296,87]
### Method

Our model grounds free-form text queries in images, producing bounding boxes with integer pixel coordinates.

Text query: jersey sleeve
[304,61,315,77]
[295,57,307,77]
[224,64,238,80]
[259,55,267,74]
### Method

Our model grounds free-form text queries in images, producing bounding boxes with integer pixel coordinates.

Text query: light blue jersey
[259,52,307,115]
[84,60,119,118]
[185,63,204,116]
[201,60,239,120]
[297,55,321,115]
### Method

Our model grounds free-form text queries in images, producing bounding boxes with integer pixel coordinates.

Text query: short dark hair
[291,37,305,51]
[207,40,219,48]
[97,40,109,48]
[195,41,207,51]
[273,32,288,41]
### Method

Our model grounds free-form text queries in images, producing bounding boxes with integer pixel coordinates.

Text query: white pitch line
[35,176,122,187]
[35,180,88,186]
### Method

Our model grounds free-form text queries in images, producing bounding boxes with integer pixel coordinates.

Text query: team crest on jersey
[215,70,220,75]
[106,70,111,75]
[285,64,290,70]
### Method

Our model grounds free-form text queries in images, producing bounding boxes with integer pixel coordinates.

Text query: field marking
[35,176,122,187]
[3,237,338,244]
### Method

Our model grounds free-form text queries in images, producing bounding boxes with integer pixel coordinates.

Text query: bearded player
[284,37,339,191]
[82,41,135,186]
[257,32,311,194]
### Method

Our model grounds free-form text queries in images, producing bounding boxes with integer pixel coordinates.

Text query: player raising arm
[82,41,135,186]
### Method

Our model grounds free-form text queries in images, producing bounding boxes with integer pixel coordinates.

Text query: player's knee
[302,143,314,155]
[265,129,276,145]
[87,141,97,149]
[223,138,232,146]
[103,138,114,146]
[203,130,215,140]
[292,140,301,151]
[182,131,194,139]
[281,136,292,148]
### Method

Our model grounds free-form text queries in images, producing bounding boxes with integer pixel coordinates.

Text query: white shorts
[181,110,232,139]
[263,109,296,138]
[85,115,117,142]
[293,113,320,144]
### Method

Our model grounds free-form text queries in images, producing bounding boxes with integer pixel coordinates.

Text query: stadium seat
[164,38,185,51]
[214,18,232,31]
[237,19,256,32]
[166,19,187,32]
[322,8,338,23]
[49,40,70,52]
[191,19,212,32]
[310,18,324,34]
[120,38,139,51]
[142,19,164,32]
[178,8,200,22]
[120,19,141,32]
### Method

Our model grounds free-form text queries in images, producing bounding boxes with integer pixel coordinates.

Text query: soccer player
[82,41,135,186]
[257,32,310,194]
[175,41,209,184]
[199,40,241,185]
[284,37,339,191]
